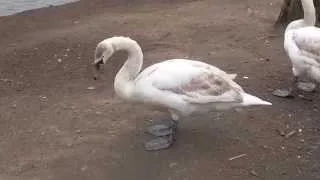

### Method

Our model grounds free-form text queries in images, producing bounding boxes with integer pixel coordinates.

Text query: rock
[87,86,96,90]
[81,165,88,171]
[272,89,293,98]
[169,162,178,168]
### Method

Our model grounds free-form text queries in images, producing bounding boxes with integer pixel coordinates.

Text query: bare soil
[0,0,319,179]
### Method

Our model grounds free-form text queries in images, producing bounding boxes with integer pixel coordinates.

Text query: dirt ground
[0,0,319,179]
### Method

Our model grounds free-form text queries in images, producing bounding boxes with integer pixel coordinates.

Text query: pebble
[57,58,62,63]
[272,89,293,98]
[87,86,96,90]
[169,162,178,168]
[81,165,88,171]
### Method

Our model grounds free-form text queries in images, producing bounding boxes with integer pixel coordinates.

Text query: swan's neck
[112,38,143,99]
[285,0,316,33]
[302,0,316,25]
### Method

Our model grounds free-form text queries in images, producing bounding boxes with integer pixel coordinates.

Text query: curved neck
[112,37,143,99]
[285,0,316,33]
[302,0,316,26]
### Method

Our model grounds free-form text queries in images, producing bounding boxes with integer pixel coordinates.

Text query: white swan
[93,36,271,151]
[283,0,320,93]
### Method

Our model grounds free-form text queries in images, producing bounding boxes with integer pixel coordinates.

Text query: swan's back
[135,59,241,90]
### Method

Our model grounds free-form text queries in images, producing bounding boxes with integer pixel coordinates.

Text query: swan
[281,0,320,95]
[93,36,272,151]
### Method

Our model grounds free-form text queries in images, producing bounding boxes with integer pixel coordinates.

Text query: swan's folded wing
[294,27,320,63]
[156,72,243,104]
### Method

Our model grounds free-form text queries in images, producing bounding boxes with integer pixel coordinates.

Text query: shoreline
[0,0,80,17]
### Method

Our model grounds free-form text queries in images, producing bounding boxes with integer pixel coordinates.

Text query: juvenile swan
[93,36,271,151]
[283,0,320,93]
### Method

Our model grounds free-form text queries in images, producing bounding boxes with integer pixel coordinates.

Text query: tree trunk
[275,0,320,27]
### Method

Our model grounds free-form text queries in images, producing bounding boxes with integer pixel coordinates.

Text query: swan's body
[93,36,271,151]
[284,0,320,89]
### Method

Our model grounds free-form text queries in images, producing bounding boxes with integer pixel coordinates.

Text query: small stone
[66,48,70,52]
[243,76,249,79]
[87,86,95,90]
[81,165,88,171]
[298,129,303,133]
[40,131,45,136]
[272,89,293,98]
[57,58,62,63]
[276,129,285,136]
[76,130,81,134]
[169,162,178,168]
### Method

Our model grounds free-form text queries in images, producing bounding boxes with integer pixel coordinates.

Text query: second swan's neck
[302,0,316,26]
[111,37,143,99]
[285,0,316,33]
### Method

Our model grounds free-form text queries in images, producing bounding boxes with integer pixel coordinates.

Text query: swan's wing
[293,27,320,64]
[138,59,243,104]
[163,72,243,104]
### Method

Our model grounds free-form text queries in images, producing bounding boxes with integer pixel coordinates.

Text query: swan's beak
[92,58,104,80]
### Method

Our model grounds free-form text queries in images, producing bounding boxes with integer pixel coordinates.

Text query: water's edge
[0,0,79,16]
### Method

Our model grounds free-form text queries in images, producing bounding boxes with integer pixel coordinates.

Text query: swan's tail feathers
[241,93,272,106]
[310,66,320,83]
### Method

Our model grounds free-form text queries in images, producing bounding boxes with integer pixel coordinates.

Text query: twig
[250,170,259,177]
[285,130,297,139]
[228,154,247,161]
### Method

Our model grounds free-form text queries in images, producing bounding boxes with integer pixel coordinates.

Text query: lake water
[0,0,79,16]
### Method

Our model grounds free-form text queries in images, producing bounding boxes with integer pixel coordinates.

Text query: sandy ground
[0,0,320,179]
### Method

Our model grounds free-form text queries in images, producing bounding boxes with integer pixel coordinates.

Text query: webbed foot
[144,135,175,151]
[146,118,177,137]
[144,118,178,151]
[297,82,316,92]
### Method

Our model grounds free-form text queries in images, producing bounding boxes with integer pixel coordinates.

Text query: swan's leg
[144,119,178,151]
[290,76,299,94]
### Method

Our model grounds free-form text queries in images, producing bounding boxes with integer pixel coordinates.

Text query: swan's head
[92,40,115,79]
[94,40,115,66]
